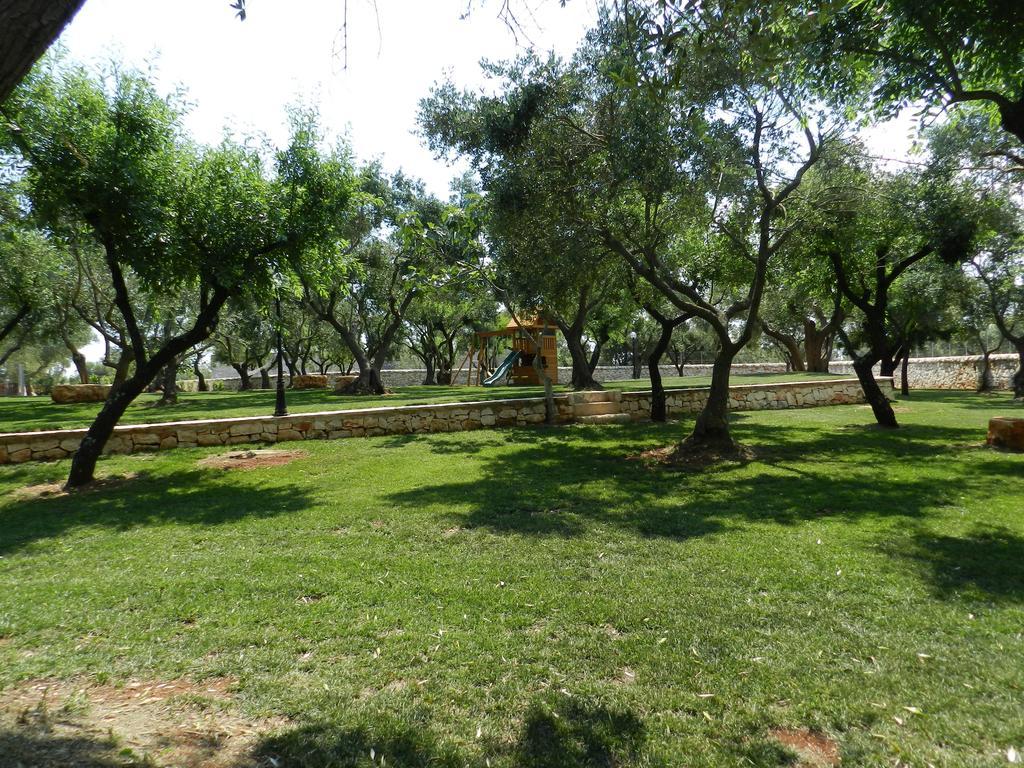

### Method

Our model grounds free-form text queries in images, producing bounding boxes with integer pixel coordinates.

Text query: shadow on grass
[889,525,1024,603]
[0,726,125,768]
[0,468,313,556]
[253,697,649,768]
[382,406,1022,547]
[904,390,1022,410]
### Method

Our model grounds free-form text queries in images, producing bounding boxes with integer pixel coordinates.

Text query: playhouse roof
[476,315,554,337]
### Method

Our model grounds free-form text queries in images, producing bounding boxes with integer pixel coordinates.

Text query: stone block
[291,374,329,390]
[36,448,67,461]
[159,436,178,450]
[333,375,359,392]
[132,432,160,446]
[197,432,224,447]
[988,417,1024,452]
[51,384,111,404]
[60,438,81,452]
[9,448,31,463]
[277,429,304,442]
[229,422,262,436]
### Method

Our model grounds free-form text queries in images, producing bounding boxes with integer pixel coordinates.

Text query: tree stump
[988,417,1024,452]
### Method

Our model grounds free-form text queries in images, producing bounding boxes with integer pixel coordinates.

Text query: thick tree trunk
[338,361,386,395]
[853,357,898,428]
[259,367,271,390]
[0,0,87,104]
[804,324,832,373]
[879,353,898,378]
[436,366,452,386]
[563,325,602,390]
[422,356,436,385]
[682,350,737,450]
[900,352,910,397]
[978,350,992,393]
[157,361,178,406]
[230,363,251,391]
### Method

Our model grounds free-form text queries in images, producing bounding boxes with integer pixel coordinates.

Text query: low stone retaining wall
[619,377,869,418]
[0,378,878,465]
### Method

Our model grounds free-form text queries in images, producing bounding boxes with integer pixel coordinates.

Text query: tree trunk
[0,0,87,104]
[422,356,436,385]
[900,352,910,397]
[648,320,675,423]
[70,348,89,384]
[111,352,132,392]
[1013,343,1024,400]
[682,349,737,450]
[763,324,805,371]
[804,323,832,373]
[562,325,602,390]
[157,360,178,406]
[337,360,386,395]
[194,358,208,392]
[879,353,898,378]
[230,363,251,391]
[853,357,898,428]
[977,350,992,393]
[259,367,271,390]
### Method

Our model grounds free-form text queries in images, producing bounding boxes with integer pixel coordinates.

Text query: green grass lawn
[1,391,1021,766]
[0,372,842,434]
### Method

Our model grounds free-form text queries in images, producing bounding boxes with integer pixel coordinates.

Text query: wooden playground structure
[454,317,558,386]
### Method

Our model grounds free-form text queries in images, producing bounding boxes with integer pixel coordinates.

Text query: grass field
[0,372,843,434]
[1,391,1021,766]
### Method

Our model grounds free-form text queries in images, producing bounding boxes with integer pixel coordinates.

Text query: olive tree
[1,62,354,487]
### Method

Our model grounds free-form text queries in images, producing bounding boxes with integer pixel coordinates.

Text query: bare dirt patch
[198,449,305,471]
[771,727,841,766]
[0,677,287,768]
[14,473,140,501]
[628,442,755,469]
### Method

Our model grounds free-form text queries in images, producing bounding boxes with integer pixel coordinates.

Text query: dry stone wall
[830,354,1019,391]
[0,377,879,465]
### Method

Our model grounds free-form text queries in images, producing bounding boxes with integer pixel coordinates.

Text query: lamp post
[629,330,639,380]
[273,289,288,418]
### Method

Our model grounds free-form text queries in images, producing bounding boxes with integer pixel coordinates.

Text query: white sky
[59,0,917,196]
[58,0,599,198]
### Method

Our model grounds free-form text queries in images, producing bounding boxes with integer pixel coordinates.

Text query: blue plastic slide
[482,350,520,387]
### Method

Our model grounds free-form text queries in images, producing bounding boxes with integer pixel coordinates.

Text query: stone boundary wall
[177,363,788,392]
[830,354,1018,391]
[0,378,877,465]
[177,355,1019,392]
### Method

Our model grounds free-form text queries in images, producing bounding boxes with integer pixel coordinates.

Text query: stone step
[576,413,633,425]
[573,402,622,417]
[566,390,620,405]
